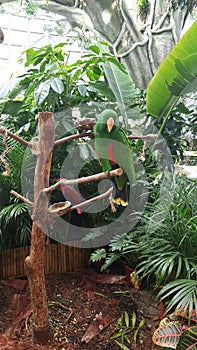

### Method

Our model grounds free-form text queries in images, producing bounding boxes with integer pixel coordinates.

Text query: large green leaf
[34,79,51,106]
[177,326,197,350]
[49,77,64,94]
[102,61,141,129]
[147,20,197,119]
[0,99,23,115]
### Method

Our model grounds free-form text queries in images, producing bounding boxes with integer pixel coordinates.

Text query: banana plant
[147,20,197,124]
[145,22,197,349]
[97,42,144,131]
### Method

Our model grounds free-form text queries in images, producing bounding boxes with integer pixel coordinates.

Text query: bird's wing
[94,137,112,172]
[113,129,136,184]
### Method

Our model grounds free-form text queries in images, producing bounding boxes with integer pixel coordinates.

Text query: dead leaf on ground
[78,268,126,285]
[81,311,112,344]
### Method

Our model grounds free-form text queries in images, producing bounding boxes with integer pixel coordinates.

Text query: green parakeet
[94,109,136,207]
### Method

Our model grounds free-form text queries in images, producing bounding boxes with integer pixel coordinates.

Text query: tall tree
[29,0,195,88]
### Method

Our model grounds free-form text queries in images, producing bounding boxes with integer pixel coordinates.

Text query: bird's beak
[107,117,114,133]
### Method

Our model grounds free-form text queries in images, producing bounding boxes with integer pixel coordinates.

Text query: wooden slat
[0,243,90,277]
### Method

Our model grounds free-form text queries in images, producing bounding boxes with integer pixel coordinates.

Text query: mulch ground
[0,271,161,349]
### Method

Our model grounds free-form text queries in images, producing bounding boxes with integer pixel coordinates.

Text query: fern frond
[90,248,106,262]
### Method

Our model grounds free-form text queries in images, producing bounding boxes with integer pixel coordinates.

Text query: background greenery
[0,36,196,349]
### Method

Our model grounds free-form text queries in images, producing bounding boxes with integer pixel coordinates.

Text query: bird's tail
[112,183,128,207]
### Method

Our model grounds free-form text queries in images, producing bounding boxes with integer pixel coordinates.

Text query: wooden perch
[11,182,113,218]
[0,126,31,148]
[68,187,113,212]
[10,190,33,206]
[43,168,123,194]
[54,131,93,146]
[48,187,113,217]
[75,119,157,141]
[75,118,96,131]
[54,118,158,146]
[10,170,117,215]
[0,123,157,151]
[128,133,158,140]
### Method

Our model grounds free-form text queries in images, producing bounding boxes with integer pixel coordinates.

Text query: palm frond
[159,279,197,320]
[0,202,31,248]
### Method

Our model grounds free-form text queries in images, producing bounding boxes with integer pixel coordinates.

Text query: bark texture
[25,112,55,344]
[34,0,194,88]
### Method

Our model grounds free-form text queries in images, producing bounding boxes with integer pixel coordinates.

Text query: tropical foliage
[153,316,197,349]
[0,41,144,248]
[147,20,197,121]
[90,175,197,275]
[0,141,32,248]
[0,24,196,350]
[136,176,197,286]
[0,42,143,136]
[90,22,197,349]
[146,20,197,161]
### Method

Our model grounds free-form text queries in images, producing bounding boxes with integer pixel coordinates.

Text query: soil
[0,271,161,349]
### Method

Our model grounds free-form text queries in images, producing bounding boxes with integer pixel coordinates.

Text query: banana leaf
[96,42,142,129]
[102,61,141,129]
[147,20,197,119]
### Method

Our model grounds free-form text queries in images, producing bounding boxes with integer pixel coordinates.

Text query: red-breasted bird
[93,109,136,207]
[58,178,83,214]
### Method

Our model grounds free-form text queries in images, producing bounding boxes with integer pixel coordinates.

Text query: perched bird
[58,178,83,214]
[94,109,136,207]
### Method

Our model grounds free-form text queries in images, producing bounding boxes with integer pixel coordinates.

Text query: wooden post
[25,112,54,344]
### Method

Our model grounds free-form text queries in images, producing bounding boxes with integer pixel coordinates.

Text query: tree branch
[43,168,123,194]
[68,186,113,212]
[0,126,31,148]
[128,133,158,140]
[54,131,93,146]
[54,131,157,146]
[49,186,113,217]
[10,166,131,217]
[54,117,158,146]
[0,122,157,150]
[10,190,33,206]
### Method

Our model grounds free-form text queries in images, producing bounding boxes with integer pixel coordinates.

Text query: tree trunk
[34,0,193,88]
[25,112,54,344]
